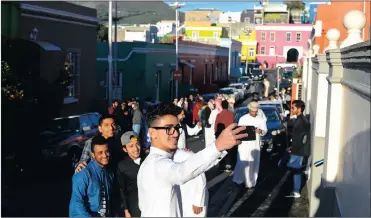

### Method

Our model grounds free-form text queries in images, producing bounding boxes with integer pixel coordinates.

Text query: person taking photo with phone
[233,101,267,189]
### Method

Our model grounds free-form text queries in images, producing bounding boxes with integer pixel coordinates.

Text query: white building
[112,25,158,43]
[219,12,242,23]
[156,20,178,37]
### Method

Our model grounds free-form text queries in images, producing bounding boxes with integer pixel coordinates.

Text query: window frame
[270,32,276,42]
[260,46,266,55]
[261,32,266,41]
[286,32,291,42]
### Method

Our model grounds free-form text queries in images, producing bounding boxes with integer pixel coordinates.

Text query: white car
[219,87,241,102]
[229,83,248,97]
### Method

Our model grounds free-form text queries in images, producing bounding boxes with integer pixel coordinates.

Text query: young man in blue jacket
[69,135,115,217]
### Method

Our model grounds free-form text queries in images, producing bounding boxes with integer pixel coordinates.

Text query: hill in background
[70,1,185,24]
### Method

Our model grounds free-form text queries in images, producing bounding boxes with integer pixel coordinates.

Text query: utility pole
[170,1,185,98]
[108,0,113,106]
[228,17,232,79]
[113,1,118,99]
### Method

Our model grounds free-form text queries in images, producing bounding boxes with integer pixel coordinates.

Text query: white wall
[124,31,147,42]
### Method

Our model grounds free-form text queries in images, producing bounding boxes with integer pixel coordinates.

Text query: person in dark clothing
[108,100,119,115]
[285,100,310,198]
[116,102,132,134]
[214,100,237,172]
[116,131,147,217]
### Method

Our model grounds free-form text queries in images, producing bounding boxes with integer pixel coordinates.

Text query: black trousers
[219,146,238,171]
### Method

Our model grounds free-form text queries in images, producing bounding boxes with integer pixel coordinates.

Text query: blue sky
[179,2,258,12]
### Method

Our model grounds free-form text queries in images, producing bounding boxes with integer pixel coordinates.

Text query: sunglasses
[151,124,183,135]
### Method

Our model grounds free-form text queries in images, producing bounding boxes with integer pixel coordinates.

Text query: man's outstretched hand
[215,123,248,152]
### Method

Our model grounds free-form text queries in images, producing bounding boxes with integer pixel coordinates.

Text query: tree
[284,0,305,10]
[97,24,108,42]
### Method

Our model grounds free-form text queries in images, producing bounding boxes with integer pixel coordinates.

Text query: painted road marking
[250,170,290,217]
[207,171,232,189]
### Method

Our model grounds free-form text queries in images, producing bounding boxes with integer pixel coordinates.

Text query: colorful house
[313,1,370,53]
[255,24,313,67]
[235,25,257,63]
[184,26,226,41]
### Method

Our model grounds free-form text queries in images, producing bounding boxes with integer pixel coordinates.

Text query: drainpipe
[108,0,113,106]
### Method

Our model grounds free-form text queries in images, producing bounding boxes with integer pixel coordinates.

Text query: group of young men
[69,93,310,217]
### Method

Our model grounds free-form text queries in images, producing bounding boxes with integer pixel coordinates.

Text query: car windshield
[261,108,280,122]
[282,71,292,78]
[251,69,262,76]
[220,89,234,94]
[230,85,242,89]
[50,117,80,133]
[260,103,282,113]
[238,77,249,83]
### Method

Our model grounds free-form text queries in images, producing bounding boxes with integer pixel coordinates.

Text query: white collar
[150,146,173,158]
[133,158,141,165]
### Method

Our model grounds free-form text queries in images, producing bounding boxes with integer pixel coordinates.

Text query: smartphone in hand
[233,125,256,141]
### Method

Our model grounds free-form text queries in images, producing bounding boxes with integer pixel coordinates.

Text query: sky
[179,2,258,12]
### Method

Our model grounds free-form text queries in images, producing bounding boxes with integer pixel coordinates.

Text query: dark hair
[146,103,180,127]
[98,114,115,126]
[292,100,305,112]
[250,99,258,103]
[221,100,229,109]
[112,99,119,104]
[91,135,109,153]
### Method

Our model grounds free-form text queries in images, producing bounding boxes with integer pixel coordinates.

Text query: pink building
[255,24,313,68]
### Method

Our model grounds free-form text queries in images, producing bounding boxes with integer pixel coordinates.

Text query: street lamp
[169,1,185,98]
[277,66,282,91]
[228,16,232,78]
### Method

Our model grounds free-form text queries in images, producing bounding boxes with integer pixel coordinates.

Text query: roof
[34,41,62,51]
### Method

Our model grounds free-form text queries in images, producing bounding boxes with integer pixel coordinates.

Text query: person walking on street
[214,100,236,172]
[203,99,215,147]
[116,131,148,217]
[69,135,115,217]
[176,108,202,149]
[173,149,209,217]
[285,100,310,198]
[131,102,143,136]
[233,101,267,188]
[116,102,132,134]
[263,75,270,98]
[137,103,248,217]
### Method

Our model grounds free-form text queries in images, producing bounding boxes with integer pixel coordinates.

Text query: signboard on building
[173,70,182,80]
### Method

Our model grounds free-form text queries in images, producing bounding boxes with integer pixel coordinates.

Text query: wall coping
[313,54,329,75]
[326,49,343,84]
[340,40,371,69]
[340,78,371,101]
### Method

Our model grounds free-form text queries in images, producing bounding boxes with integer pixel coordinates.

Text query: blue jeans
[132,124,141,136]
[287,154,304,193]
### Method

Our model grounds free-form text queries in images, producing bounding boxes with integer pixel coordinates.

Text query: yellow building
[235,27,257,63]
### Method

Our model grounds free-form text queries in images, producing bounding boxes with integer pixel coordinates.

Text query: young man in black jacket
[116,131,147,217]
[286,100,310,198]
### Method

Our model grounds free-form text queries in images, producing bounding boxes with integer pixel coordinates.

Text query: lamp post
[108,0,113,106]
[169,1,185,98]
[228,16,232,79]
[277,66,282,92]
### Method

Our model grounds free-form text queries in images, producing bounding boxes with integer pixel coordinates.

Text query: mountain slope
[70,1,185,24]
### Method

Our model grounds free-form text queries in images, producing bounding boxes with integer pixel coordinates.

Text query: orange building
[314,1,370,53]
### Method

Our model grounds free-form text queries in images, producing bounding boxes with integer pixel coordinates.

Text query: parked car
[258,100,289,120]
[279,68,293,89]
[238,76,252,86]
[40,112,101,168]
[202,93,217,102]
[219,87,241,102]
[233,105,287,153]
[229,83,248,98]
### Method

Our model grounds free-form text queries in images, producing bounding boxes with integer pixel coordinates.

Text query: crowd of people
[68,88,310,217]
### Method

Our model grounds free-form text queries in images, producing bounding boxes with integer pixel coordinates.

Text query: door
[269,46,275,56]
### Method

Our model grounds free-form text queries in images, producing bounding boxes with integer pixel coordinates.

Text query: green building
[96,41,177,103]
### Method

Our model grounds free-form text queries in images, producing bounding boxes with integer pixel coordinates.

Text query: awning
[34,41,62,51]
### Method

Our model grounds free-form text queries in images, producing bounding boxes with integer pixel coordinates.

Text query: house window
[260,46,266,55]
[213,31,220,39]
[244,17,250,23]
[296,32,302,42]
[65,50,80,102]
[248,48,254,57]
[192,31,198,39]
[270,32,275,42]
[286,32,291,42]
[261,32,266,41]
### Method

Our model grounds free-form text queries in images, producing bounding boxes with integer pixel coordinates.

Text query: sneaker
[285,192,301,198]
